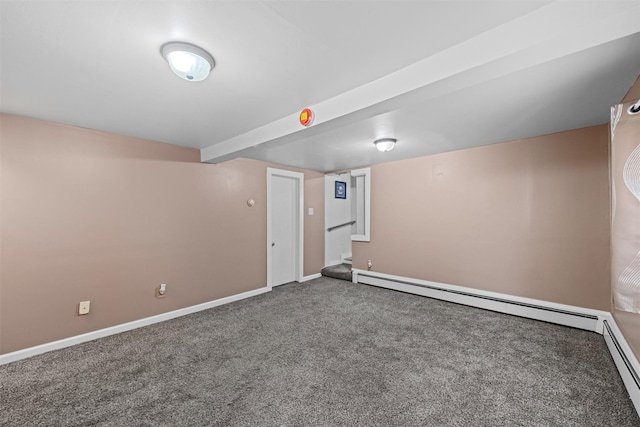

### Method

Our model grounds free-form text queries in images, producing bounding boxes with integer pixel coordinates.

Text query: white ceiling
[1,1,639,172]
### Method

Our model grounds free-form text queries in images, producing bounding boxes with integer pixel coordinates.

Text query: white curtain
[611,100,640,313]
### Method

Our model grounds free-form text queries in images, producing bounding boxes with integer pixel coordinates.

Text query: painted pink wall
[0,114,323,354]
[301,172,325,274]
[353,125,611,311]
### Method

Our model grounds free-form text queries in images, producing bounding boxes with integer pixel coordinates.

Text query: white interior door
[272,175,297,286]
[267,168,304,288]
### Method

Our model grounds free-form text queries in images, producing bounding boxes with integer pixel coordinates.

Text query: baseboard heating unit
[353,269,640,415]
[603,320,640,413]
[353,270,603,331]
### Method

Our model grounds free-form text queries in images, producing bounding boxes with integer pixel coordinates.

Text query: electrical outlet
[367,260,373,270]
[79,300,90,315]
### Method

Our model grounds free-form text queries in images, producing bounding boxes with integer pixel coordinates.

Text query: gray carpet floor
[1,277,639,426]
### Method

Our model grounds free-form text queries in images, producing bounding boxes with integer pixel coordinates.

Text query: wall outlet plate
[79,301,90,315]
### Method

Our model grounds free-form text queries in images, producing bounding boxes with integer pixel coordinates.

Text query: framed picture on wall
[335,181,347,199]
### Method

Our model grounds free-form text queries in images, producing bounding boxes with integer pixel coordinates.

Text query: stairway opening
[323,168,370,282]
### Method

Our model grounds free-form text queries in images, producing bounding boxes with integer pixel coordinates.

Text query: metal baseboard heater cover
[356,272,600,331]
[603,320,640,413]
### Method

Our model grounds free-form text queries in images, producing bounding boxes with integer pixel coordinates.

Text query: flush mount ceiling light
[374,138,397,152]
[161,42,215,82]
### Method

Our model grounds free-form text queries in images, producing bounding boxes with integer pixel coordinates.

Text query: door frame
[267,167,304,289]
[350,167,371,242]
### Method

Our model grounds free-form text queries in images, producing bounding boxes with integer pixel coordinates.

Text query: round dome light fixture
[161,42,215,82]
[374,138,397,152]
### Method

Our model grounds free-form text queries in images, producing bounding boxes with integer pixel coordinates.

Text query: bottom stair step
[321,263,353,282]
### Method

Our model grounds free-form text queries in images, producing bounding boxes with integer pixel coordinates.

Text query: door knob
[272,242,275,246]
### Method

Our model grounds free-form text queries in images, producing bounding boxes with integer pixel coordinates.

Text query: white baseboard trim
[353,269,640,417]
[602,316,640,414]
[0,286,271,366]
[301,273,322,282]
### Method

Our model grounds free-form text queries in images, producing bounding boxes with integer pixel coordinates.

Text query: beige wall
[301,172,325,275]
[0,114,323,354]
[353,125,611,311]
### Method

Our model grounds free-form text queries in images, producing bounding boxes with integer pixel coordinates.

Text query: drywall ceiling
[1,1,639,172]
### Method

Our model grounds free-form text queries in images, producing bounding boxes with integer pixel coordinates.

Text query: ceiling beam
[201,1,640,164]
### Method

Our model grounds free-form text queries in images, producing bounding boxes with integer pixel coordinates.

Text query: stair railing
[327,220,356,232]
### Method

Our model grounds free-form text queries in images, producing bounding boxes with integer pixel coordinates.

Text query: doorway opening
[323,167,370,278]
